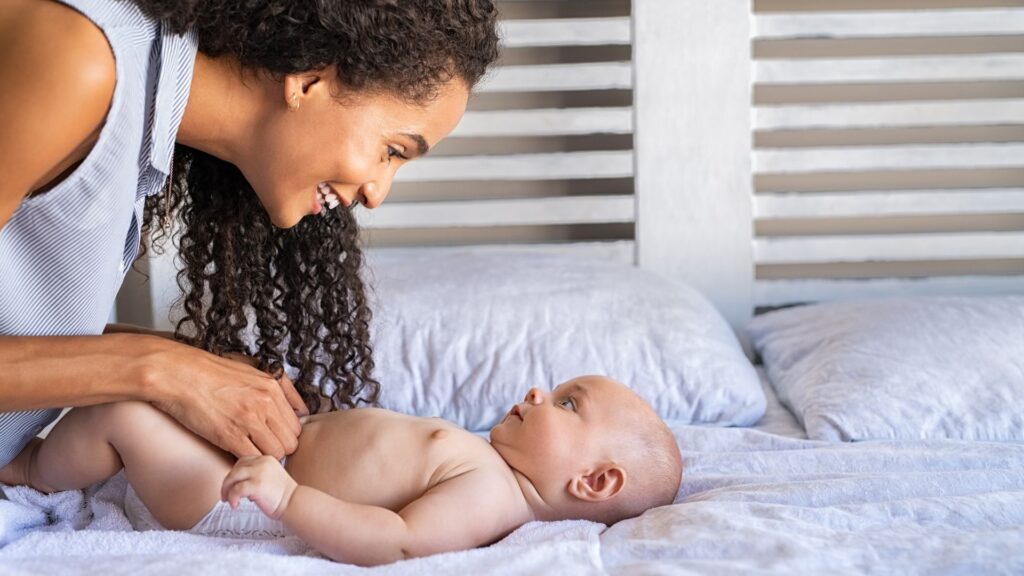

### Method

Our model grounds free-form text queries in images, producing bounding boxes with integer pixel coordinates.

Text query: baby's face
[490,375,639,489]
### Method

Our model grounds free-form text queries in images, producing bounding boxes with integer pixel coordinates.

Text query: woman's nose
[525,388,544,405]
[359,178,390,209]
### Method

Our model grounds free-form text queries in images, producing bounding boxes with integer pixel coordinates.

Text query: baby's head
[490,375,682,524]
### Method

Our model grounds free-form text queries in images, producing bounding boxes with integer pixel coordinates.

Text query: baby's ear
[568,463,626,503]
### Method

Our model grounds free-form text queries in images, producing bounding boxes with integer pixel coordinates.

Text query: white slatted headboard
[633,0,1023,344]
[750,3,1024,311]
[124,0,1024,356]
[359,1,636,262]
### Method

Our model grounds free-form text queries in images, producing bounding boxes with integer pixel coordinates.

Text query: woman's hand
[221,455,298,520]
[219,351,309,419]
[137,336,307,460]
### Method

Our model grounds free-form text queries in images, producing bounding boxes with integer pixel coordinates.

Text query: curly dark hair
[132,0,500,412]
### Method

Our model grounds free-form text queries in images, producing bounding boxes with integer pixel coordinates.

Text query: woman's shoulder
[5,0,116,105]
[0,0,115,223]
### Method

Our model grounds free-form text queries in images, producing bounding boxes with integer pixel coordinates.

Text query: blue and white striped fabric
[0,0,197,467]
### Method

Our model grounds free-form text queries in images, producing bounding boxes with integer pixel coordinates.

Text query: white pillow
[365,250,765,431]
[747,295,1024,442]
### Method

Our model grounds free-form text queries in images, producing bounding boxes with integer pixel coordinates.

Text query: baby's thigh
[104,401,233,530]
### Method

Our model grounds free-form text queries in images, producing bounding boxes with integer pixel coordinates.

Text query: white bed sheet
[2,369,1022,575]
[738,366,806,439]
[603,368,1024,575]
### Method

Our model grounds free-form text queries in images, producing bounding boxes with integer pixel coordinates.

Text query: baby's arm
[221,456,521,566]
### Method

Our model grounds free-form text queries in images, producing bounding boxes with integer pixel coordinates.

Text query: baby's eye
[558,397,577,411]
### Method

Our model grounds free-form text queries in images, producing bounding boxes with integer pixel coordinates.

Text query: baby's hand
[220,455,298,520]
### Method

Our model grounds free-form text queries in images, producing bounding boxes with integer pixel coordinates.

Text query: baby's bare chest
[283,409,501,511]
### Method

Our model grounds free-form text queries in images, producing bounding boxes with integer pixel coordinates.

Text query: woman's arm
[0,333,303,459]
[0,3,304,460]
[1,333,161,410]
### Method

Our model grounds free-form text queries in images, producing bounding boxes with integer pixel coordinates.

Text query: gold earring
[288,93,300,111]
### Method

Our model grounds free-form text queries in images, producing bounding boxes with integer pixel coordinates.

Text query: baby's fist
[220,455,298,520]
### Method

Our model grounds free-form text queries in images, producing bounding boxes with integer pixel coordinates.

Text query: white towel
[0,472,607,575]
[1,473,309,555]
[0,480,92,546]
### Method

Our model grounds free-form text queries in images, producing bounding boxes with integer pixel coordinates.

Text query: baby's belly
[284,411,467,511]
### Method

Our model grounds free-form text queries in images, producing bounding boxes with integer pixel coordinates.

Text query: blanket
[2,376,1022,575]
[0,472,605,575]
[603,426,1024,575]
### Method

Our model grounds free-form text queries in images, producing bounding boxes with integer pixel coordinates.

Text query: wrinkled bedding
[1,369,1022,575]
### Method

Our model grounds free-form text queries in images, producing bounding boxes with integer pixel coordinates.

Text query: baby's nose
[525,388,544,404]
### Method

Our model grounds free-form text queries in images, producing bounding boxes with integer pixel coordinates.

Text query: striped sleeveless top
[0,0,197,466]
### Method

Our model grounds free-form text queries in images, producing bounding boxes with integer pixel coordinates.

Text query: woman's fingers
[258,377,300,454]
[224,434,262,459]
[147,340,306,460]
[218,389,296,459]
[277,373,309,417]
[264,411,299,458]
[216,355,301,453]
[246,415,287,461]
[267,377,302,439]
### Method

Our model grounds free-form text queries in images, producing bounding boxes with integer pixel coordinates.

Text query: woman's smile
[315,182,342,214]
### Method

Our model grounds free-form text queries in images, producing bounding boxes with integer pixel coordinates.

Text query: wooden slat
[478,62,632,92]
[754,143,1024,174]
[754,232,1024,264]
[395,151,633,182]
[754,9,1024,40]
[366,240,636,265]
[755,275,1024,307]
[754,99,1024,131]
[754,54,1024,85]
[500,17,631,47]
[452,107,633,138]
[755,189,1024,219]
[357,195,635,229]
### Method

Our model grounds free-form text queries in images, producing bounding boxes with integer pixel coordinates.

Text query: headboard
[123,0,1024,349]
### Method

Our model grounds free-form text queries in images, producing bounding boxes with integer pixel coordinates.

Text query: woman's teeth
[317,183,341,210]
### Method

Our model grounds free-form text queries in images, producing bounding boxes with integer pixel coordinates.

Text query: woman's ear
[281,69,330,110]
[568,463,626,503]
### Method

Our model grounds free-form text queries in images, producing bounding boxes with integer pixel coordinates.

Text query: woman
[0,0,499,467]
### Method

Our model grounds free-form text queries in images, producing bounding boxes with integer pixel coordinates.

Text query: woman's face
[242,72,469,228]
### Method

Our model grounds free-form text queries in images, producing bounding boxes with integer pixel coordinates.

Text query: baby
[0,375,682,566]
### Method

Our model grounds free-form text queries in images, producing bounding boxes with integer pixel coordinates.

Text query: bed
[3,0,1024,573]
[2,365,1022,574]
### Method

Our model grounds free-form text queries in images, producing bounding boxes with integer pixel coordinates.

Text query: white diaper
[124,484,290,539]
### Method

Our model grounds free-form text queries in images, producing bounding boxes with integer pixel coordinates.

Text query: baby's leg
[3,402,233,530]
[1,407,124,493]
[0,409,120,493]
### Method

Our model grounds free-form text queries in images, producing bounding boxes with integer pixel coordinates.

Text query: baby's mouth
[510,405,523,421]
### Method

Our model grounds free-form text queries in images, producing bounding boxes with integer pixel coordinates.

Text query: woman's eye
[386,146,408,163]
